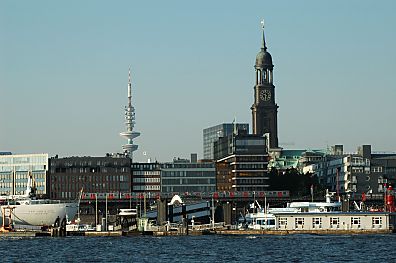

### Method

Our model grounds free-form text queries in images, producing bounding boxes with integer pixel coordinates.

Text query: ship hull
[0,202,78,226]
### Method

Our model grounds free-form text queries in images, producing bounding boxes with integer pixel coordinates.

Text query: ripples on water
[1,234,395,263]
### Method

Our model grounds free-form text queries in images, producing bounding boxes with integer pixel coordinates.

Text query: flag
[362,192,366,202]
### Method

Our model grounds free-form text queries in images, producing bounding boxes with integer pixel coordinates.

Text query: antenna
[120,68,140,161]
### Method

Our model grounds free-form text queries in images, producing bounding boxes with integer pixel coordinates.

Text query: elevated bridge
[79,191,290,225]
[80,190,290,201]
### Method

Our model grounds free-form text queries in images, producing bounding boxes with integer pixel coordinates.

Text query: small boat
[268,190,342,214]
[117,208,138,229]
[0,176,78,227]
[238,200,276,230]
[118,208,137,216]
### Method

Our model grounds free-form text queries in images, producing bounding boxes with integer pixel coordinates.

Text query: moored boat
[238,200,276,230]
[0,176,78,226]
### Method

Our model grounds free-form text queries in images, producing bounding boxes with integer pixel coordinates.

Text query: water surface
[1,234,394,262]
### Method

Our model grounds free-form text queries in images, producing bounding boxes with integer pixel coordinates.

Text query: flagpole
[311,185,314,202]
[95,193,98,226]
[105,193,108,231]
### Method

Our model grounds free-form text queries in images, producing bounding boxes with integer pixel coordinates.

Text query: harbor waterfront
[1,235,396,262]
[2,2,396,262]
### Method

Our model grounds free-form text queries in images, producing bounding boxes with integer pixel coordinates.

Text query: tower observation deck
[120,68,140,161]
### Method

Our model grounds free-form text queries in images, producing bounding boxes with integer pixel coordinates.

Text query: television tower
[120,68,140,161]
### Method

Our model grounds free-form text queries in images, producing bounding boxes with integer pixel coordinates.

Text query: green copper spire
[261,19,267,51]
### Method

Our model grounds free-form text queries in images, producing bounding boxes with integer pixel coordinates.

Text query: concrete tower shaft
[120,68,140,161]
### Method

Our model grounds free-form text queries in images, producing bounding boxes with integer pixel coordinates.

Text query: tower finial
[127,67,132,99]
[260,19,267,51]
[128,67,131,85]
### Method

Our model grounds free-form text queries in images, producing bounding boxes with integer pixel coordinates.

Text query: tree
[268,168,325,199]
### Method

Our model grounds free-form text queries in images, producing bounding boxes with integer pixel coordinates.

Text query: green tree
[268,168,325,199]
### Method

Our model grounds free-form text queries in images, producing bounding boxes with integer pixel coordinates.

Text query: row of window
[0,155,48,165]
[56,160,129,167]
[278,217,383,228]
[236,186,268,191]
[162,178,215,185]
[52,175,128,182]
[53,182,130,192]
[53,167,129,173]
[161,164,214,169]
[350,157,370,166]
[133,185,160,191]
[372,167,383,173]
[133,177,160,183]
[133,171,160,176]
[235,179,268,185]
[162,171,215,177]
[235,164,266,169]
[235,139,265,146]
[131,164,160,170]
[162,186,215,192]
[0,181,46,189]
[235,156,267,162]
[0,165,46,172]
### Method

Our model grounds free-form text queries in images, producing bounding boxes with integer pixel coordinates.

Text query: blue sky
[1,0,395,162]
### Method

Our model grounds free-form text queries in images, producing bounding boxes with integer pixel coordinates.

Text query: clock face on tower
[259,89,271,101]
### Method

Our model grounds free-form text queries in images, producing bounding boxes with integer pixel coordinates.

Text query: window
[278,217,287,227]
[312,218,322,228]
[372,167,383,173]
[330,217,340,228]
[267,219,276,226]
[351,217,361,227]
[352,167,363,173]
[295,218,305,228]
[372,217,382,227]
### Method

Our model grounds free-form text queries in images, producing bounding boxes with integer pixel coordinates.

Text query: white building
[274,212,393,232]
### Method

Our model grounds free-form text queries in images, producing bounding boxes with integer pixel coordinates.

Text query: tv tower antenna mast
[120,68,140,161]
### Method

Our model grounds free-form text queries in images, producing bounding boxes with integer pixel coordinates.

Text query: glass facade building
[214,132,269,191]
[161,161,216,193]
[203,123,249,160]
[0,153,49,196]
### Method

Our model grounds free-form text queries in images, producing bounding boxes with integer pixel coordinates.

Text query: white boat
[238,200,276,230]
[118,208,137,216]
[0,176,78,226]
[240,210,276,230]
[268,190,342,214]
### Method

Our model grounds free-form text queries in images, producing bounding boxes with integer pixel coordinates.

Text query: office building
[131,162,161,192]
[214,129,269,191]
[203,123,249,160]
[161,158,216,193]
[0,153,48,196]
[49,155,131,200]
[303,145,396,196]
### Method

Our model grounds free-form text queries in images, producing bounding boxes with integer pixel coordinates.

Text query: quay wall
[214,229,393,235]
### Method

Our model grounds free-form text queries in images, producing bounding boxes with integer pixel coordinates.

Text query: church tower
[251,20,279,148]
